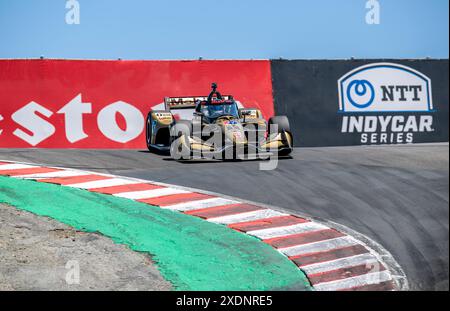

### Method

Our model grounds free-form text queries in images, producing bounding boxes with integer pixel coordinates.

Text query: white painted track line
[0,164,39,170]
[247,222,328,240]
[163,198,240,212]
[114,188,190,199]
[66,178,141,189]
[208,209,288,225]
[12,170,88,179]
[301,253,378,275]
[313,271,393,291]
[279,236,359,257]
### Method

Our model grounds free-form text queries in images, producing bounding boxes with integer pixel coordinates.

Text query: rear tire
[145,113,153,151]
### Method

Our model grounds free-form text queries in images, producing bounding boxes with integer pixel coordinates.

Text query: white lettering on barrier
[57,94,92,143]
[392,116,404,132]
[342,115,434,133]
[12,102,56,146]
[361,132,414,144]
[342,115,433,144]
[97,101,145,143]
[379,116,392,132]
[7,95,145,146]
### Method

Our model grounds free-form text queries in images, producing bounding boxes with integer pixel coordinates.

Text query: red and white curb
[0,160,408,291]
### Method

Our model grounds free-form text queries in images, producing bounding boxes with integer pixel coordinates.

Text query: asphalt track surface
[0,144,448,291]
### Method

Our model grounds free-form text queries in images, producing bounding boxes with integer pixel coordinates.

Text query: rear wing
[164,95,233,110]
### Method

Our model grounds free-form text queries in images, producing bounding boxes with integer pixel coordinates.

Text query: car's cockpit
[195,83,239,123]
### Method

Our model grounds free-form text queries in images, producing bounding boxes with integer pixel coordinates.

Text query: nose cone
[223,124,247,145]
[231,130,247,144]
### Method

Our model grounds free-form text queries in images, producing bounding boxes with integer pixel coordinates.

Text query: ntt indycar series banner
[0,59,274,149]
[271,59,448,147]
[338,63,435,145]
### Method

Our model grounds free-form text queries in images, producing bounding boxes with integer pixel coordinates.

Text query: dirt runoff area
[0,203,172,291]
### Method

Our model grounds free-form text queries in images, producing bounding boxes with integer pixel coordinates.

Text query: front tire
[170,120,193,160]
[268,116,291,134]
[268,115,293,156]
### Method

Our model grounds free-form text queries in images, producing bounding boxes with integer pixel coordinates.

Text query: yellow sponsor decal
[153,112,173,125]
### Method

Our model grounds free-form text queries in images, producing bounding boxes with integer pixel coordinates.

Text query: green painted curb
[0,176,311,291]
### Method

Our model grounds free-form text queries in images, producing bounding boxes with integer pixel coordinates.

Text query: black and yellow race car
[145,83,293,160]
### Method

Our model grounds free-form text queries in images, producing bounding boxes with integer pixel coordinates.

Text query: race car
[145,83,293,160]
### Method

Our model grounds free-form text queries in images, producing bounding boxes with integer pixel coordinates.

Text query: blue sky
[0,0,448,60]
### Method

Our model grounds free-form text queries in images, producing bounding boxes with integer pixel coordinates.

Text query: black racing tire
[268,115,293,156]
[268,115,291,134]
[145,113,153,151]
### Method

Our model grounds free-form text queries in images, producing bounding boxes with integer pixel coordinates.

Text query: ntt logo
[338,63,433,113]
[346,80,375,109]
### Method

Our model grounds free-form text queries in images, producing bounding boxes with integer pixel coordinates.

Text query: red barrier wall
[0,59,274,148]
